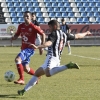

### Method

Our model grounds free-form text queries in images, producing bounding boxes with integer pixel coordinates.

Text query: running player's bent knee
[15,58,21,63]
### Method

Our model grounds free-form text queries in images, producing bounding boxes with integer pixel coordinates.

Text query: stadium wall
[0,24,100,46]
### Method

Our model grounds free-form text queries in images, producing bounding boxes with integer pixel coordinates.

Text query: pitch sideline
[69,54,100,61]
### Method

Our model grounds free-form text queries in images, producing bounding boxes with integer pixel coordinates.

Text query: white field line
[70,54,100,61]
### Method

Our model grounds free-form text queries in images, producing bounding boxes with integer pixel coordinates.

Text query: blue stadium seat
[96,18,100,23]
[87,0,94,2]
[25,0,31,2]
[34,8,41,12]
[14,2,20,7]
[79,7,85,12]
[89,2,95,7]
[94,0,99,2]
[55,12,61,17]
[7,2,13,7]
[60,7,66,12]
[50,0,56,2]
[77,18,83,23]
[87,12,93,17]
[15,7,21,12]
[45,3,52,7]
[47,8,53,12]
[10,12,16,17]
[96,2,100,7]
[62,12,67,17]
[22,8,27,12]
[58,2,63,7]
[33,2,39,7]
[98,8,100,12]
[83,3,89,7]
[77,2,82,7]
[31,0,37,2]
[81,12,87,17]
[37,18,44,23]
[57,0,63,2]
[36,12,43,17]
[85,7,91,12]
[91,8,97,12]
[66,7,72,12]
[17,12,23,17]
[6,0,12,2]
[74,0,81,2]
[64,2,70,7]
[12,0,18,2]
[18,18,24,23]
[68,12,74,17]
[12,18,18,23]
[83,18,89,23]
[94,12,99,17]
[52,3,58,7]
[49,12,55,17]
[19,0,25,2]
[63,0,68,2]
[54,8,59,12]
[28,7,34,12]
[44,0,50,2]
[26,2,33,7]
[20,2,26,7]
[9,8,15,12]
[81,0,87,2]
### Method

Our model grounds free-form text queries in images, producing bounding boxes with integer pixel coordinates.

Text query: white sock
[24,76,38,91]
[50,65,67,76]
[68,46,71,53]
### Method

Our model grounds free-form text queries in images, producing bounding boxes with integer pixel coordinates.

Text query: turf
[0,46,100,100]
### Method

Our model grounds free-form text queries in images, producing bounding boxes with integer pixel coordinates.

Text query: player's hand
[39,48,44,55]
[29,44,38,49]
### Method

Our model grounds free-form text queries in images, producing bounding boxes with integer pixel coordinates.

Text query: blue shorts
[17,48,35,66]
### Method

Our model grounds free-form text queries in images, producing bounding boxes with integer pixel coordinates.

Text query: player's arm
[75,31,91,39]
[30,41,52,49]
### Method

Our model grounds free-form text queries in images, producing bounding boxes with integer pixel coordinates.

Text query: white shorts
[35,34,41,46]
[41,55,60,70]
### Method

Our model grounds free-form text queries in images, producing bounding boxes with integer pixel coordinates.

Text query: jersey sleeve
[47,32,57,43]
[15,25,21,36]
[33,24,44,35]
[66,33,75,40]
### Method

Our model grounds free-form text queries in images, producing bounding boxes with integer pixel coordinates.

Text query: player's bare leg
[18,67,45,95]
[14,56,25,85]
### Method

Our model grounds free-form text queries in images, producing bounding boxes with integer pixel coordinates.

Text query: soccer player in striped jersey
[18,20,91,95]
[11,11,45,85]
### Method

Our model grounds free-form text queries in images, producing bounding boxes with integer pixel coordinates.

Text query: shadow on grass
[0,94,24,98]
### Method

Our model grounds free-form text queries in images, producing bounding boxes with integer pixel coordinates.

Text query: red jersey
[16,22,44,50]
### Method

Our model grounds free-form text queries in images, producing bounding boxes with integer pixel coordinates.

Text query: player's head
[48,20,60,32]
[23,11,32,24]
[32,12,36,21]
[61,18,66,25]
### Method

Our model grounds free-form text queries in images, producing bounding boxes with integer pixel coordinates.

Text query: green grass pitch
[0,46,100,100]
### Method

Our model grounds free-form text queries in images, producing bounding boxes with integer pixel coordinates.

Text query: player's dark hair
[24,11,32,16]
[32,12,36,16]
[61,18,65,22]
[48,20,60,29]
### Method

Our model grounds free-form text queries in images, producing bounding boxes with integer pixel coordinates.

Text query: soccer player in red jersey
[11,11,45,85]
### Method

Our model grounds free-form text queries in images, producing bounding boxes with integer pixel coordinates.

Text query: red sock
[16,64,24,80]
[28,68,35,75]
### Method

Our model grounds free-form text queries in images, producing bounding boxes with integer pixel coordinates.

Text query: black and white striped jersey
[47,29,75,57]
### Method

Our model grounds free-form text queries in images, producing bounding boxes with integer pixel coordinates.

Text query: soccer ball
[4,71,15,82]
